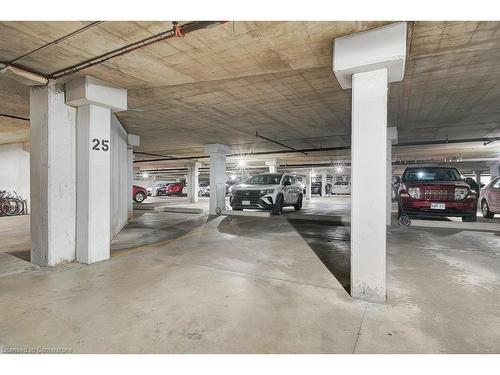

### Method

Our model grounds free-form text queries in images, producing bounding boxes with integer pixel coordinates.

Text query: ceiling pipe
[9,21,104,65]
[1,21,226,84]
[255,131,308,155]
[0,113,30,121]
[49,21,226,80]
[134,136,500,164]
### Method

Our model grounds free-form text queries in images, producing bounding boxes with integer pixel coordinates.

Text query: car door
[282,175,292,204]
[289,176,299,203]
[490,177,500,212]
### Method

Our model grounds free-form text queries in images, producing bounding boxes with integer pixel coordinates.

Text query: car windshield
[245,173,282,185]
[403,168,462,182]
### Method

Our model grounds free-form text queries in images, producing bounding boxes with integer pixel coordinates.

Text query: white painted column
[387,127,398,226]
[66,76,127,264]
[333,22,407,303]
[205,144,231,214]
[127,146,134,219]
[350,69,388,302]
[187,161,201,203]
[265,159,278,173]
[490,162,500,179]
[321,171,327,196]
[30,82,76,266]
[305,170,312,200]
[126,133,140,220]
[474,171,481,189]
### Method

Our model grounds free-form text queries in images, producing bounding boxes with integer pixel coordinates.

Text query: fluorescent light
[237,159,246,167]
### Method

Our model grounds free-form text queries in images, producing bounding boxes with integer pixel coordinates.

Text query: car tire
[294,194,303,210]
[272,194,284,215]
[481,199,494,218]
[134,191,146,203]
[462,215,477,222]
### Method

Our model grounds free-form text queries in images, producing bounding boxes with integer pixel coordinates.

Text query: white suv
[229,172,303,215]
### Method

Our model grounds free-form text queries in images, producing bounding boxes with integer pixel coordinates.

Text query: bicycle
[0,190,25,216]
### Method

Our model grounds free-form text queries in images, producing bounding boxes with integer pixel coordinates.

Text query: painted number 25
[91,139,110,152]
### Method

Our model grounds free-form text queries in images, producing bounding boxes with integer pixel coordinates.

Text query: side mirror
[480,183,485,188]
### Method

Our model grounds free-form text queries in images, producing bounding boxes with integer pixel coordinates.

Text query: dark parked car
[311,180,332,196]
[164,182,185,196]
[480,176,500,218]
[398,166,477,222]
[133,185,147,203]
[464,177,480,196]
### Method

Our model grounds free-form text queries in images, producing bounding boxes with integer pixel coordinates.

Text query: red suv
[133,185,147,203]
[398,167,477,222]
[163,182,184,196]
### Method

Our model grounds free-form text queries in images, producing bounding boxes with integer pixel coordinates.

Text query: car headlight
[455,187,469,200]
[260,188,274,196]
[408,187,421,199]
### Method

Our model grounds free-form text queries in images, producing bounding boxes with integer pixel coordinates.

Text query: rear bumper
[230,195,274,210]
[400,197,477,217]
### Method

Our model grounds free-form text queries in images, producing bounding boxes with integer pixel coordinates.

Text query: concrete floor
[1,197,500,353]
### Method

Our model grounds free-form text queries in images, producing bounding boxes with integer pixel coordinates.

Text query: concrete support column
[350,69,388,302]
[205,144,231,214]
[126,134,139,219]
[241,169,250,182]
[305,171,312,200]
[66,76,127,264]
[127,146,134,219]
[321,171,327,196]
[474,170,481,186]
[387,127,398,226]
[333,22,407,303]
[490,162,500,179]
[187,161,201,203]
[30,82,76,266]
[265,159,278,173]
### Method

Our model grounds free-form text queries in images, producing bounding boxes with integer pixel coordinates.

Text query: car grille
[234,190,261,198]
[423,188,453,201]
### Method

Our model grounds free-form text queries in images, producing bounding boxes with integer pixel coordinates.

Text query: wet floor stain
[288,219,351,294]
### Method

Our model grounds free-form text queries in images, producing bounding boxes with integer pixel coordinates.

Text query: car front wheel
[134,191,146,203]
[294,194,303,210]
[462,215,477,222]
[481,200,494,218]
[272,194,284,215]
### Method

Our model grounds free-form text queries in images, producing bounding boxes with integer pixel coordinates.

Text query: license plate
[242,200,251,205]
[430,203,445,210]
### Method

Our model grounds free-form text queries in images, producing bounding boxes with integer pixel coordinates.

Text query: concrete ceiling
[0,21,499,172]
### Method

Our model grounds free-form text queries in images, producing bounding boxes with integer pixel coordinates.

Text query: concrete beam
[333,22,407,89]
[65,75,127,112]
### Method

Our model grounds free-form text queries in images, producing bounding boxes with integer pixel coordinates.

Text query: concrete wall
[0,142,30,208]
[110,114,129,239]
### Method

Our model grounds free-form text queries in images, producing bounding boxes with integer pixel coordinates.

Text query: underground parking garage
[0,18,500,356]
